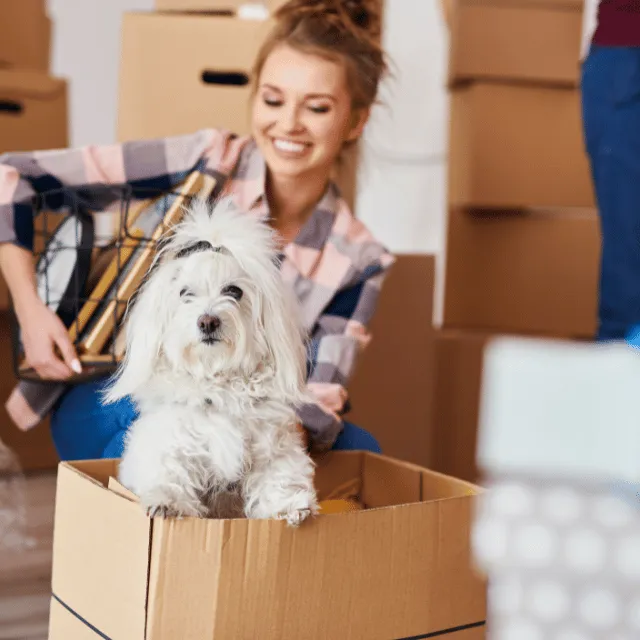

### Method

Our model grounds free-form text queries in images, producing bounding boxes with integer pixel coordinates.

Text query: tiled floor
[0,472,56,640]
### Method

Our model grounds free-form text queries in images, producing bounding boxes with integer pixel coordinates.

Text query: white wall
[48,0,154,147]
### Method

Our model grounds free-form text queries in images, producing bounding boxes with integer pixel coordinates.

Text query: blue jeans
[581,44,640,341]
[50,379,381,461]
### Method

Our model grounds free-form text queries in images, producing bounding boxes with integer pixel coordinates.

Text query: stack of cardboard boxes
[0,1,68,156]
[0,1,68,472]
[434,0,600,482]
[116,0,360,209]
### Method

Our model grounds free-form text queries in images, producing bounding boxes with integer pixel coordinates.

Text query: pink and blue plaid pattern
[0,128,395,451]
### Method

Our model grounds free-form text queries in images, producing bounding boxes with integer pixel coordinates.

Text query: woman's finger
[52,328,82,375]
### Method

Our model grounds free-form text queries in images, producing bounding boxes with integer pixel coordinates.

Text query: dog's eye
[221,285,243,301]
[180,287,194,299]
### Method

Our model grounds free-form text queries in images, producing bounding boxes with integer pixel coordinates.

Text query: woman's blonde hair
[252,0,387,112]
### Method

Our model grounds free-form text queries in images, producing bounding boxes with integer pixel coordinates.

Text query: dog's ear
[257,267,308,404]
[101,261,174,404]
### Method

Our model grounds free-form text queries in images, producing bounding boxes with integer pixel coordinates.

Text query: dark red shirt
[592,0,640,46]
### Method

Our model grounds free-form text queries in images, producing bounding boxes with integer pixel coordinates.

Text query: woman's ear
[346,107,371,143]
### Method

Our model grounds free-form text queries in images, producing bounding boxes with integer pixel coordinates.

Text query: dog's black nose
[198,314,220,336]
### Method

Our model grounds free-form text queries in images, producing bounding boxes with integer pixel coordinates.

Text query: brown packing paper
[117,12,361,210]
[446,0,583,87]
[447,82,594,209]
[0,70,68,155]
[348,255,436,467]
[49,453,487,639]
[0,0,51,72]
[443,207,600,338]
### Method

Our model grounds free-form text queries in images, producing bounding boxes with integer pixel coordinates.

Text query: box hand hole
[0,100,23,115]
[200,71,249,87]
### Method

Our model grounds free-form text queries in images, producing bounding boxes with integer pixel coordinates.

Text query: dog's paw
[143,499,207,520]
[277,496,319,527]
[278,507,313,528]
[146,503,182,519]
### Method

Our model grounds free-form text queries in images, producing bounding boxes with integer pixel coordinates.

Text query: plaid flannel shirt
[0,128,395,452]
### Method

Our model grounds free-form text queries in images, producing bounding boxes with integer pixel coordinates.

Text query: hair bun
[276,0,382,41]
[343,0,373,29]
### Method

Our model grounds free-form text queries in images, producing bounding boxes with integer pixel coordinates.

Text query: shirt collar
[232,141,341,279]
[233,138,268,212]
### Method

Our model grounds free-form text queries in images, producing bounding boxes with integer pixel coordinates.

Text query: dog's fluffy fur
[103,197,318,526]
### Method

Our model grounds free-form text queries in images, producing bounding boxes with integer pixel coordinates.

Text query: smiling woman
[0,0,394,462]
[251,0,386,243]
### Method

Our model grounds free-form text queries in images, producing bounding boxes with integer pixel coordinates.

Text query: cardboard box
[443,207,600,338]
[446,0,583,87]
[430,329,491,484]
[0,70,68,155]
[447,82,595,209]
[0,0,51,72]
[48,453,487,639]
[348,254,437,468]
[156,0,288,11]
[0,313,59,472]
[117,12,360,209]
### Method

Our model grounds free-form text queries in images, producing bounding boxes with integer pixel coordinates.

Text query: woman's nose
[279,105,303,133]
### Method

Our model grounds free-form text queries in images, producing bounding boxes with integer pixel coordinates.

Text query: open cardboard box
[48,452,487,639]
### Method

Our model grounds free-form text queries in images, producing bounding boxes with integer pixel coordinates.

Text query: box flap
[362,453,423,508]
[422,468,484,501]
[0,69,66,100]
[312,450,363,500]
[51,461,151,640]
[108,475,140,503]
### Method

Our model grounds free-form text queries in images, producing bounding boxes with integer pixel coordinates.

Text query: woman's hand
[0,242,81,381]
[16,295,82,380]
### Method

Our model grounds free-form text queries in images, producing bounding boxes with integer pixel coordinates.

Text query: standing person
[0,0,394,460]
[581,0,640,341]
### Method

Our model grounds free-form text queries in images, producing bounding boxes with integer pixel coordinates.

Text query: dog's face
[103,197,308,405]
[163,247,264,374]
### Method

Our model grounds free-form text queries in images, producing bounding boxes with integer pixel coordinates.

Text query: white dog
[102,197,318,526]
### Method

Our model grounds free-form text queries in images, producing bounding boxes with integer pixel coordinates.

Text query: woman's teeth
[273,139,308,153]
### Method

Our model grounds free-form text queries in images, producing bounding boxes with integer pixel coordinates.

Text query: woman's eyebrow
[259,84,337,102]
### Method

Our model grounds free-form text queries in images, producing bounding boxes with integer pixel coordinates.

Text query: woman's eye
[180,287,194,299]
[308,104,330,114]
[222,285,243,301]
[264,96,282,108]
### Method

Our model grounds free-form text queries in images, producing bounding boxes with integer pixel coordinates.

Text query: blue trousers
[581,44,640,341]
[49,378,381,461]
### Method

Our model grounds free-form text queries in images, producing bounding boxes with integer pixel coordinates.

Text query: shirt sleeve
[0,128,226,251]
[298,260,395,452]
